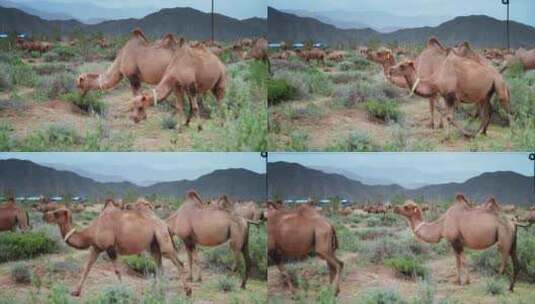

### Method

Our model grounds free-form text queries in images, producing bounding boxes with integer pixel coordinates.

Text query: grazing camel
[388,42,512,137]
[44,204,185,297]
[0,199,30,232]
[394,194,519,291]
[267,201,343,295]
[326,51,345,62]
[166,191,251,288]
[501,48,535,72]
[76,29,177,96]
[129,41,226,129]
[296,48,326,65]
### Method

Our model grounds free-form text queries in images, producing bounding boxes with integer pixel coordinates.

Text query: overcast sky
[0,153,265,184]
[269,0,535,27]
[12,0,267,19]
[269,152,532,187]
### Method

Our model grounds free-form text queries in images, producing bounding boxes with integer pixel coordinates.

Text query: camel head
[44,208,72,226]
[76,73,100,95]
[266,200,284,218]
[393,200,423,222]
[388,60,416,79]
[130,92,153,123]
[370,48,394,65]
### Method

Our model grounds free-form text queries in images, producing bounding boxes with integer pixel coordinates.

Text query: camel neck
[404,73,435,98]
[409,217,443,244]
[58,222,91,250]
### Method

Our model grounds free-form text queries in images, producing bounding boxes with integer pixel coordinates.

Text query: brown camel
[267,201,343,295]
[244,38,270,73]
[166,191,251,288]
[502,48,535,72]
[44,204,185,297]
[296,48,326,65]
[0,199,30,232]
[389,42,512,137]
[326,51,345,62]
[394,194,519,291]
[76,29,177,96]
[129,41,226,129]
[210,199,264,222]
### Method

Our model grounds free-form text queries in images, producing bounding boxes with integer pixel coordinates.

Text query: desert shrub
[485,277,507,296]
[216,276,237,292]
[0,231,58,262]
[60,91,106,115]
[246,60,268,88]
[364,100,400,122]
[327,131,379,152]
[7,59,38,87]
[301,103,325,119]
[17,124,80,151]
[358,235,420,264]
[0,62,12,91]
[36,72,76,100]
[337,62,353,71]
[51,45,77,61]
[10,262,32,283]
[250,224,268,279]
[46,284,73,304]
[357,287,407,304]
[0,122,12,151]
[385,257,428,279]
[315,286,337,304]
[288,131,309,151]
[352,56,372,70]
[160,115,177,130]
[46,259,80,274]
[33,63,68,75]
[275,68,333,98]
[334,223,361,252]
[89,285,135,304]
[268,78,297,105]
[43,52,60,62]
[122,255,157,276]
[203,244,234,272]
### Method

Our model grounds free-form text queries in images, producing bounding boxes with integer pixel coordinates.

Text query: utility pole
[502,0,510,50]
[211,0,215,42]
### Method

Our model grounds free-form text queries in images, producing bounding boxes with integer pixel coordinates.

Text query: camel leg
[174,88,185,126]
[240,238,251,289]
[316,253,342,295]
[192,248,202,282]
[72,247,100,297]
[106,248,122,282]
[510,240,519,292]
[271,252,294,293]
[189,95,202,131]
[428,97,436,129]
[451,241,463,285]
[315,232,342,295]
[183,240,195,282]
[461,252,470,285]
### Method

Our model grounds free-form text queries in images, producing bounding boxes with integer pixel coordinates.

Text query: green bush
[203,244,235,272]
[485,277,506,296]
[385,257,428,279]
[0,232,58,262]
[0,121,11,151]
[364,100,400,122]
[327,131,379,152]
[36,72,76,100]
[89,285,135,304]
[51,45,77,61]
[122,255,157,276]
[315,286,337,304]
[60,91,106,115]
[0,62,12,91]
[160,115,177,130]
[34,63,68,75]
[357,288,407,304]
[7,59,38,87]
[250,224,267,279]
[10,262,32,283]
[268,79,297,105]
[46,284,73,304]
[216,276,236,292]
[18,124,80,151]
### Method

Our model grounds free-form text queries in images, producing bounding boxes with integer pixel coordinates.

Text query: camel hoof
[71,290,81,297]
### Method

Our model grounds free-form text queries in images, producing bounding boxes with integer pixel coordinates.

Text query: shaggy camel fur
[44,205,185,297]
[129,42,226,129]
[394,194,519,291]
[76,29,177,96]
[0,199,30,232]
[166,191,251,288]
[268,202,343,295]
[389,43,512,137]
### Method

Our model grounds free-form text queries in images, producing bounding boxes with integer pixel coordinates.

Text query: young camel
[0,199,30,232]
[166,191,251,288]
[44,204,185,297]
[267,201,344,295]
[129,42,226,129]
[76,29,177,96]
[394,194,519,291]
[388,43,512,137]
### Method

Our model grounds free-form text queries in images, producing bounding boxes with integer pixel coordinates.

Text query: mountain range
[268,7,535,48]
[0,6,266,40]
[283,9,453,33]
[0,159,265,201]
[268,162,534,206]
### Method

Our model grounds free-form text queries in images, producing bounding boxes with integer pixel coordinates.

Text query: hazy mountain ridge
[0,6,266,40]
[268,162,534,206]
[268,7,535,48]
[0,159,265,200]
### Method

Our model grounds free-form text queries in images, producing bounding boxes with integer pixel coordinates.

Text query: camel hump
[455,193,471,206]
[132,28,149,43]
[186,190,202,203]
[160,33,177,48]
[427,37,447,52]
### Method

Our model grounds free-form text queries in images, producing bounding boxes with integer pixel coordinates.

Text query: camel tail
[509,224,519,292]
